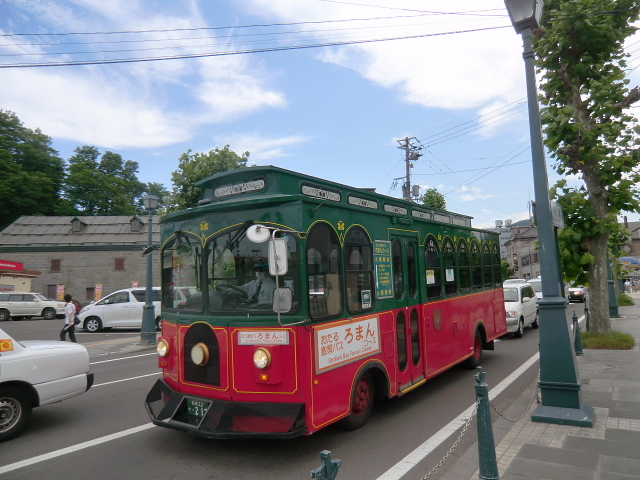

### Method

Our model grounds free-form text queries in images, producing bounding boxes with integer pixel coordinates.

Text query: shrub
[618,293,634,306]
[581,331,635,350]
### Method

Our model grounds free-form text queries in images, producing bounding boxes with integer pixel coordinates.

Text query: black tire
[531,311,539,329]
[42,308,56,320]
[84,316,103,333]
[466,331,483,368]
[12,317,23,321]
[155,317,162,332]
[0,310,10,322]
[514,318,524,338]
[339,372,374,431]
[0,386,33,442]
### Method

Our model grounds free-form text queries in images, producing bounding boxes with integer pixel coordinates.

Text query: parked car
[568,286,587,303]
[527,277,543,300]
[503,278,526,284]
[503,283,539,338]
[0,327,93,441]
[77,287,161,332]
[0,292,66,321]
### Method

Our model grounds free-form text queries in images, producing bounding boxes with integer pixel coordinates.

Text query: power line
[412,159,530,175]
[316,0,507,17]
[0,25,510,68]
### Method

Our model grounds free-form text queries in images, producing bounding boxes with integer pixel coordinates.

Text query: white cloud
[215,133,311,162]
[460,186,497,201]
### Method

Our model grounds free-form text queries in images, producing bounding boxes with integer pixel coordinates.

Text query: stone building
[0,216,160,304]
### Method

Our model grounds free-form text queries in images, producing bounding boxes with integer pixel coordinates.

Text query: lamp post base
[140,304,157,346]
[532,402,594,427]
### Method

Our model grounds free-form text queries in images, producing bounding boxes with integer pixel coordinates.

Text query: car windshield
[528,279,542,293]
[503,287,519,302]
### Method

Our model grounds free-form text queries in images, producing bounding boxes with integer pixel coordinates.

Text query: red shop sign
[0,260,24,271]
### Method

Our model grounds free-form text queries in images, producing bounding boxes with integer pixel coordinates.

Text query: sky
[2,0,640,229]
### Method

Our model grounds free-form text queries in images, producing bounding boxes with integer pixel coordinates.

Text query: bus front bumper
[145,379,307,439]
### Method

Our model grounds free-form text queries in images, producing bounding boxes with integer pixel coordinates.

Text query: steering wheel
[215,284,249,300]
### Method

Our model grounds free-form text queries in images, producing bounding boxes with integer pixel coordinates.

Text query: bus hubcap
[353,380,370,416]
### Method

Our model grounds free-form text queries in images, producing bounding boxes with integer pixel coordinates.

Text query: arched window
[483,243,493,288]
[307,223,342,319]
[492,245,502,287]
[443,237,457,295]
[392,239,404,299]
[424,235,442,299]
[471,240,482,291]
[458,239,471,294]
[345,227,374,313]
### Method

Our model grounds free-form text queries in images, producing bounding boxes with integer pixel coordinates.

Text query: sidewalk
[83,333,158,358]
[442,296,640,480]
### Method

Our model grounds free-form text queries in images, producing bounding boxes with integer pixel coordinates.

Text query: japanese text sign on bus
[373,241,393,299]
[314,316,381,374]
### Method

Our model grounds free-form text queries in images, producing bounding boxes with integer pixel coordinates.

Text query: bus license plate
[186,398,210,419]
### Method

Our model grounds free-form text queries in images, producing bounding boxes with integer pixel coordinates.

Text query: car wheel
[42,308,56,320]
[514,318,524,338]
[0,310,10,321]
[84,316,103,333]
[531,311,539,329]
[339,372,374,431]
[0,386,33,442]
[155,317,162,332]
[24,316,32,320]
[12,316,23,321]
[466,331,483,368]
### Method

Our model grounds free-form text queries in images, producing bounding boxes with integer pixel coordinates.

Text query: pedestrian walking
[625,279,631,293]
[60,294,77,342]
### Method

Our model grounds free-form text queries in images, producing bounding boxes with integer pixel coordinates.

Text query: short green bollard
[584,304,590,332]
[475,367,499,480]
[573,311,583,356]
[311,450,341,480]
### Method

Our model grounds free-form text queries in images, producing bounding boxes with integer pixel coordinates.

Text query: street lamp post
[140,193,160,346]
[505,0,593,426]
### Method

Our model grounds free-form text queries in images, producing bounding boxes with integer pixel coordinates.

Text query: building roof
[0,216,160,248]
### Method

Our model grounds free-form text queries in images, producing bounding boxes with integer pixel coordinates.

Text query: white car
[0,327,93,441]
[503,283,539,338]
[0,292,66,321]
[78,287,161,333]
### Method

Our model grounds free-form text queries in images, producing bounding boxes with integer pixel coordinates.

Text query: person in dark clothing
[60,294,77,342]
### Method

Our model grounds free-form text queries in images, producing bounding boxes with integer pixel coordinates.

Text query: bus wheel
[466,331,483,369]
[339,372,373,431]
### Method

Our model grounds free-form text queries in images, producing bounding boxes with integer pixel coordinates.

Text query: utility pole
[396,137,422,201]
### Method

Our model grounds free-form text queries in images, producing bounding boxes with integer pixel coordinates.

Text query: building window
[115,258,125,271]
[131,218,141,232]
[51,259,61,272]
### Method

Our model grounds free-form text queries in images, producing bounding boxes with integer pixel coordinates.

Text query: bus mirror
[247,224,270,243]
[268,238,288,276]
[273,287,292,313]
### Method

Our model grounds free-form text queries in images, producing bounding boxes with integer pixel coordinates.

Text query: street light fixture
[505,0,593,426]
[140,193,160,346]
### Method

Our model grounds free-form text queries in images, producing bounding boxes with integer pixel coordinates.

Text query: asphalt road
[0,304,586,480]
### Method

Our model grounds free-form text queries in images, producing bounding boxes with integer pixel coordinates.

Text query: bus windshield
[205,226,300,314]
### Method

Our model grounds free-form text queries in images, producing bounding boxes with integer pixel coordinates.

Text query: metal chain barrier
[489,372,541,423]
[419,397,482,479]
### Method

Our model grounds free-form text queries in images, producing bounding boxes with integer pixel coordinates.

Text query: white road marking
[376,351,541,480]
[93,372,161,387]
[91,352,157,365]
[0,424,156,475]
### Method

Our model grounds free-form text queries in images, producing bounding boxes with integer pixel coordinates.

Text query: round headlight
[253,348,271,370]
[157,339,170,357]
[191,342,210,366]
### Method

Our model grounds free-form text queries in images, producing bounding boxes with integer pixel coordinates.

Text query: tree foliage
[536,0,640,333]
[421,187,446,210]
[167,145,250,212]
[502,260,515,280]
[0,110,65,231]
[64,146,146,215]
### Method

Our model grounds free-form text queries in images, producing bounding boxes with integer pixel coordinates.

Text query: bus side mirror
[273,287,292,313]
[268,238,288,276]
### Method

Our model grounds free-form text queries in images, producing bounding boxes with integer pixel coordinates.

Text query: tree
[64,146,146,215]
[167,145,250,212]
[0,110,65,230]
[502,260,515,281]
[536,0,640,334]
[421,187,446,210]
[136,182,171,215]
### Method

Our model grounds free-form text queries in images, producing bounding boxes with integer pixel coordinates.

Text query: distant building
[485,219,515,259]
[498,218,539,280]
[0,216,160,303]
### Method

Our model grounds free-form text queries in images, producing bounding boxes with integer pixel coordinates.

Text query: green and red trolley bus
[145,166,507,438]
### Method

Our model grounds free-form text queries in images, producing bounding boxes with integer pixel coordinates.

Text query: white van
[78,287,161,332]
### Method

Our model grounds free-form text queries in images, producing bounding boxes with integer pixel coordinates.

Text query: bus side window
[458,239,471,294]
[483,243,493,288]
[425,235,442,299]
[471,240,482,291]
[407,242,417,298]
[492,245,502,287]
[392,240,404,300]
[345,227,374,313]
[307,223,343,319]
[443,237,457,296]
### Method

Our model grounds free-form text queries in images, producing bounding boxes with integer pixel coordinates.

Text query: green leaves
[421,187,446,210]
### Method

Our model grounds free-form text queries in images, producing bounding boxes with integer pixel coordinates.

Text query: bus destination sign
[238,330,290,345]
[373,240,393,299]
[214,179,265,199]
[314,316,381,373]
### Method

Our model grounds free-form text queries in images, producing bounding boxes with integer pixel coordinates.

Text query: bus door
[390,233,424,393]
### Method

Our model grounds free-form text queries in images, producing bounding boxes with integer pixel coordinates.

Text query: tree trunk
[587,232,611,334]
